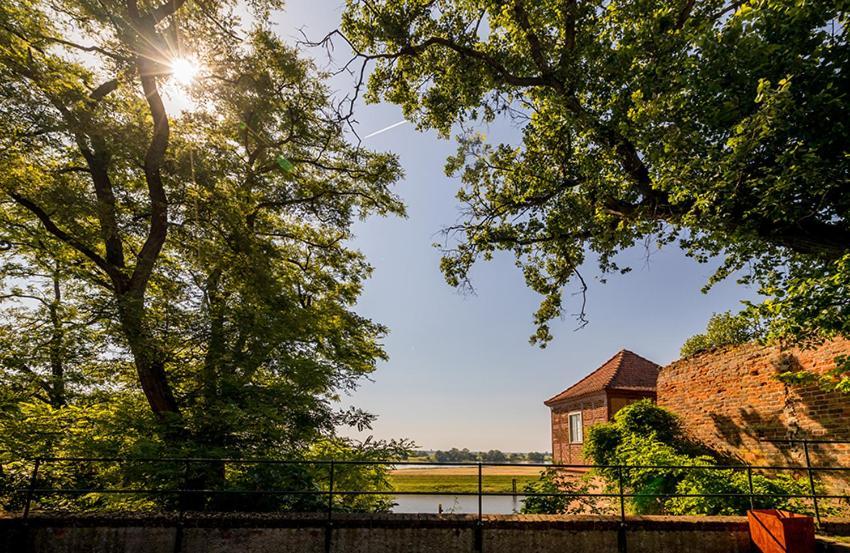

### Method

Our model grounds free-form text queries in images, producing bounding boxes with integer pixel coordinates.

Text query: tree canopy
[0,0,407,478]
[340,0,849,347]
[679,310,761,357]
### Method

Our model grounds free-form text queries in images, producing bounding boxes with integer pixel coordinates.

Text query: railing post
[180,459,190,511]
[328,460,335,517]
[802,440,821,527]
[478,462,483,521]
[325,460,334,553]
[475,462,483,552]
[173,459,190,553]
[23,458,41,519]
[617,465,627,553]
[746,464,755,511]
[617,466,626,522]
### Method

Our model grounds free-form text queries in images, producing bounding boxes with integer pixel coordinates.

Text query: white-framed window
[568,411,583,444]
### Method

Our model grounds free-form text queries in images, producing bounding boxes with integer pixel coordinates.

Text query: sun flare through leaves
[169,56,200,86]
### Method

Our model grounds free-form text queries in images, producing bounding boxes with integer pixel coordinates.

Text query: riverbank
[389,466,543,493]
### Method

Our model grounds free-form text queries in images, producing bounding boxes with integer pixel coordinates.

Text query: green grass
[388,474,539,494]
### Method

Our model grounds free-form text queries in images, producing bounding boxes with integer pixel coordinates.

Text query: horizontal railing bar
[760,438,850,445]
[2,440,846,457]
[17,457,593,465]
[20,489,850,500]
[6,458,849,472]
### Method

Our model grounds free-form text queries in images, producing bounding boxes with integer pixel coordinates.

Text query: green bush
[584,400,814,516]
[669,470,810,516]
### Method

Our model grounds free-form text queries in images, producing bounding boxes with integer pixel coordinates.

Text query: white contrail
[363,120,408,139]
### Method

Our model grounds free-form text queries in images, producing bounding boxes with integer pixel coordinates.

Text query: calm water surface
[391,494,526,514]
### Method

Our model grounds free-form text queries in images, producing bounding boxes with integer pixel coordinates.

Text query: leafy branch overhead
[340,0,849,346]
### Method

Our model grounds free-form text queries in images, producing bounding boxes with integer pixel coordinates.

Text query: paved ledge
[0,512,847,553]
[0,512,755,529]
[1,512,847,529]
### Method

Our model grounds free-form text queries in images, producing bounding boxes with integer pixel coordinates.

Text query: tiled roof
[544,349,661,406]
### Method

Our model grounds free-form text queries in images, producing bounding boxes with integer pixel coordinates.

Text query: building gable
[544,349,660,407]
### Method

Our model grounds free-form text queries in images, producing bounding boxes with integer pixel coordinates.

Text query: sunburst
[169,57,200,86]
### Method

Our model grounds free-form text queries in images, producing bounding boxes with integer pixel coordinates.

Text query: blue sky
[274,2,758,452]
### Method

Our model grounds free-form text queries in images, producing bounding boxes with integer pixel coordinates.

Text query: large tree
[340,0,849,347]
[0,0,403,459]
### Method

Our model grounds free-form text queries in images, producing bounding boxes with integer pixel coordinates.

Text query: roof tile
[544,350,660,406]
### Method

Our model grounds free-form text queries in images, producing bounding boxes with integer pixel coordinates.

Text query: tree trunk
[117,292,180,418]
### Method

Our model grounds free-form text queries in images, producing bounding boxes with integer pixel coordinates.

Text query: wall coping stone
[2,512,848,531]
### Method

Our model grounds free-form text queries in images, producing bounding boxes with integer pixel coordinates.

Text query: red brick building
[544,350,661,465]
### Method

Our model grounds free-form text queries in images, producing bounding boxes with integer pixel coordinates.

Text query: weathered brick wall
[0,513,759,553]
[657,339,850,486]
[551,392,607,465]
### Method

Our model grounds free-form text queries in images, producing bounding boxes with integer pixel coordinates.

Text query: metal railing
[757,438,850,524]
[3,439,849,553]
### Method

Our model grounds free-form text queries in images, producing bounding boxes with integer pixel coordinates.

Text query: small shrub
[520,469,600,515]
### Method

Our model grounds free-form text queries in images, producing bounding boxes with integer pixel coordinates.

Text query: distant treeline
[406,448,551,463]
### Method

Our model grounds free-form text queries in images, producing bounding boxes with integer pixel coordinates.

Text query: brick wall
[657,338,850,489]
[0,513,759,553]
[551,392,607,465]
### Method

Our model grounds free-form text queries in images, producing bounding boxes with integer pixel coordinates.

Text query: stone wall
[657,339,850,489]
[550,392,607,465]
[0,513,760,553]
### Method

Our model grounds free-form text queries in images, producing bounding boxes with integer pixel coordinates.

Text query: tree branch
[89,79,118,102]
[512,0,555,81]
[127,13,171,295]
[6,191,125,285]
[151,0,188,25]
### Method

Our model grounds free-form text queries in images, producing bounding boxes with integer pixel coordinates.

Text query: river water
[392,494,527,514]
